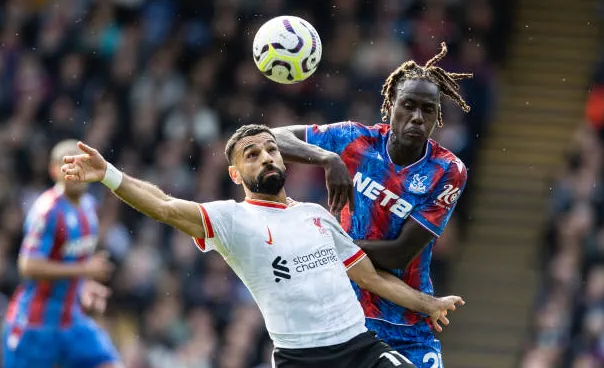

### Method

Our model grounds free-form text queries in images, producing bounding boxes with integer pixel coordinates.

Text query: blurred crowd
[521,58,604,367]
[0,0,504,367]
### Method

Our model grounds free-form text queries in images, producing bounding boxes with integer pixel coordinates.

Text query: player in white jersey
[61,124,465,368]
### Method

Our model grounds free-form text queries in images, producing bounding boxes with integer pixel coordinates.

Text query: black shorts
[272,331,415,368]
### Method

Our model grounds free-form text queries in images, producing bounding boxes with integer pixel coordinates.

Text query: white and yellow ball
[252,16,322,84]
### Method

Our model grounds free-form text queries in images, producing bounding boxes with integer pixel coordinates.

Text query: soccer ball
[252,16,322,84]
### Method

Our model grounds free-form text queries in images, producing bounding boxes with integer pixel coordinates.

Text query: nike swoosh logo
[265,226,273,245]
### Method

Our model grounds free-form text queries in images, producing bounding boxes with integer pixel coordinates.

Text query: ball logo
[436,184,460,206]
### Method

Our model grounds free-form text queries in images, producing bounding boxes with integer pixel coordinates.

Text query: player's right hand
[428,295,465,332]
[61,142,108,183]
[324,153,354,215]
[84,251,114,282]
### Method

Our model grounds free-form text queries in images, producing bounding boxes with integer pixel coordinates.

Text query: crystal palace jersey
[5,187,99,328]
[192,198,368,349]
[306,121,467,327]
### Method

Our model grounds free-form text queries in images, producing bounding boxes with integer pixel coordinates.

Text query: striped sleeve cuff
[198,204,215,238]
[192,237,208,252]
[343,249,366,270]
[192,204,215,253]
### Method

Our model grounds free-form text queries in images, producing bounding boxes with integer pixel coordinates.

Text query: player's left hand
[80,279,112,315]
[428,295,465,332]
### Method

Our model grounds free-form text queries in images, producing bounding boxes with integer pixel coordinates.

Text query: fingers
[442,295,465,310]
[94,297,107,314]
[77,141,97,155]
[89,281,112,298]
[327,185,334,212]
[61,167,80,176]
[439,314,450,326]
[99,286,112,298]
[431,319,443,333]
[328,182,353,215]
[63,155,75,164]
[332,187,348,215]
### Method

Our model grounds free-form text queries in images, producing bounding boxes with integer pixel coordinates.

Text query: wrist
[320,151,340,168]
[424,296,442,315]
[101,162,123,191]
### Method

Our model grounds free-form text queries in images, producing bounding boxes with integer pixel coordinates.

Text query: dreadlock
[380,42,473,127]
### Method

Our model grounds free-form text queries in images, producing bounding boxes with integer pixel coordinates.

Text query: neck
[245,190,287,205]
[54,183,81,205]
[387,136,427,167]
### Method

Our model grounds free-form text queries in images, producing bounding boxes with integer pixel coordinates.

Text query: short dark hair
[224,124,276,164]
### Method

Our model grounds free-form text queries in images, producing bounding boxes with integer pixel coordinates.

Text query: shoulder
[349,121,390,138]
[429,139,467,178]
[202,199,238,212]
[29,189,61,219]
[296,201,328,213]
[291,202,336,222]
[315,121,388,137]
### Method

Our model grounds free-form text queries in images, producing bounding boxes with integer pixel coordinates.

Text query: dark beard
[243,166,286,195]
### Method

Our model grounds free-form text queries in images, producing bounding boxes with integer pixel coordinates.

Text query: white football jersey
[192,198,368,349]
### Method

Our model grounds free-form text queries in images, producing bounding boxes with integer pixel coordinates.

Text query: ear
[228,166,242,185]
[48,163,60,182]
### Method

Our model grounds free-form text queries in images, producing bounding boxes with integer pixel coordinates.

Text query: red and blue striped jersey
[5,187,99,328]
[306,121,467,326]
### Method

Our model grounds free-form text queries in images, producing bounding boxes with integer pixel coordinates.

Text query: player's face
[389,79,440,149]
[231,133,287,195]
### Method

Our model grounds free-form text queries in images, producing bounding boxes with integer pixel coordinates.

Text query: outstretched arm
[347,256,464,332]
[62,142,205,239]
[272,126,354,214]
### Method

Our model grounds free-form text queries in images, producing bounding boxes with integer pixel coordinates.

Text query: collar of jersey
[385,138,433,172]
[245,198,288,209]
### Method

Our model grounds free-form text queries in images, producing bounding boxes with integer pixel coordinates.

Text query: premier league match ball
[252,16,322,84]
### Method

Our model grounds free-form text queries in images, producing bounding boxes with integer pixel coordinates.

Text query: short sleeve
[410,159,468,237]
[191,200,236,256]
[305,121,356,155]
[319,208,367,270]
[20,207,59,259]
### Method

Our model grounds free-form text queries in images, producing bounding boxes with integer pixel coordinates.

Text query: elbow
[354,271,381,292]
[369,247,414,270]
[271,127,289,141]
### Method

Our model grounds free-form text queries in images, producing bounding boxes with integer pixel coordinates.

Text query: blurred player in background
[2,140,120,368]
[60,125,466,368]
[273,43,472,368]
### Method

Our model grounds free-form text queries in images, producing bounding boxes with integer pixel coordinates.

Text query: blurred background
[0,0,601,367]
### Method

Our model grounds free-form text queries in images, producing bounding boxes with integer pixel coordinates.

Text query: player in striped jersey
[3,140,120,368]
[273,43,472,367]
